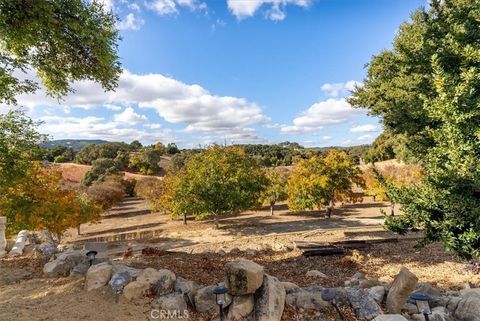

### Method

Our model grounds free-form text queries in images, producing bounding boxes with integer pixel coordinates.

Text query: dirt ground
[1,196,479,321]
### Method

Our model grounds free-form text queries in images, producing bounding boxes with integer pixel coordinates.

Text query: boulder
[254,274,285,321]
[157,292,188,313]
[227,295,254,321]
[70,262,90,277]
[123,280,151,300]
[195,284,232,314]
[109,271,133,288]
[306,270,328,279]
[225,259,264,295]
[174,277,199,296]
[430,306,453,321]
[459,288,480,299]
[447,296,480,321]
[346,287,383,320]
[137,268,163,284]
[43,250,84,276]
[360,278,382,288]
[85,262,113,291]
[281,282,299,290]
[112,263,141,279]
[414,283,442,298]
[368,286,386,304]
[372,315,408,321]
[151,269,176,296]
[285,286,329,310]
[386,267,418,314]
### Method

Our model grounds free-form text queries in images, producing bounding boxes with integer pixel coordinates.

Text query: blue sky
[13,0,427,148]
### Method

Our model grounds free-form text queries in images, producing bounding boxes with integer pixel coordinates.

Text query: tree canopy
[0,0,121,104]
[166,146,268,228]
[349,0,480,259]
[288,150,364,217]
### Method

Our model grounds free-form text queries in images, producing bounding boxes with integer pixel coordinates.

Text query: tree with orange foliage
[0,164,81,239]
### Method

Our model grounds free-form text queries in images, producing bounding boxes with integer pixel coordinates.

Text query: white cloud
[39,115,174,144]
[13,69,268,143]
[146,0,207,15]
[322,135,332,141]
[114,107,148,124]
[104,104,122,111]
[128,3,141,11]
[357,134,375,144]
[350,124,379,133]
[227,0,310,21]
[118,13,145,30]
[321,80,362,98]
[280,98,367,134]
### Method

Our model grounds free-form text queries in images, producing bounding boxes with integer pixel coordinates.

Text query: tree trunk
[214,212,219,229]
[77,225,81,235]
[390,202,395,216]
[326,194,334,218]
[373,195,376,202]
[270,202,275,216]
[183,212,187,225]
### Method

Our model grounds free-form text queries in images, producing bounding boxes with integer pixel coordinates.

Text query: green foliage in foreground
[350,0,480,259]
[0,0,121,104]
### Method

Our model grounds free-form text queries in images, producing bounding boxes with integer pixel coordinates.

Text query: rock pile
[40,253,480,321]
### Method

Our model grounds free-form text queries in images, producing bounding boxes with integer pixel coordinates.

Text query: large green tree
[349,0,480,259]
[169,146,268,229]
[0,0,121,104]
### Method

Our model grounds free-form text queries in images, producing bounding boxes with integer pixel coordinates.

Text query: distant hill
[41,139,110,151]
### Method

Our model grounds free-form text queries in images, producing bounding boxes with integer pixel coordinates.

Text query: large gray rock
[254,274,285,321]
[459,288,480,299]
[123,280,151,300]
[43,250,84,276]
[346,287,383,320]
[447,296,480,321]
[285,286,329,310]
[157,292,188,313]
[369,286,386,304]
[85,262,113,291]
[372,315,408,321]
[386,267,418,314]
[112,263,141,279]
[225,259,264,295]
[174,277,199,296]
[195,284,232,314]
[137,268,163,284]
[227,295,254,321]
[151,269,176,296]
[430,306,453,321]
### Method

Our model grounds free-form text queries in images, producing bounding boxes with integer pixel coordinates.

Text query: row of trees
[137,146,366,228]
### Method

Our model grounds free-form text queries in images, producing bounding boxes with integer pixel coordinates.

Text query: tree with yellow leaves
[288,150,364,218]
[1,164,80,239]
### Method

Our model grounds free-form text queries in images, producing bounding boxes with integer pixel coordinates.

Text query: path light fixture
[213,284,228,321]
[86,250,98,266]
[410,293,431,321]
[321,288,344,321]
[110,274,127,303]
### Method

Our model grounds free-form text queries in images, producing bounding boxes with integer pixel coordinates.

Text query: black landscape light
[110,274,127,303]
[410,293,431,321]
[86,250,98,266]
[213,284,229,321]
[321,288,344,321]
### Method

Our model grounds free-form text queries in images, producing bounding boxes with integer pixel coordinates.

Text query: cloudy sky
[9,0,426,148]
